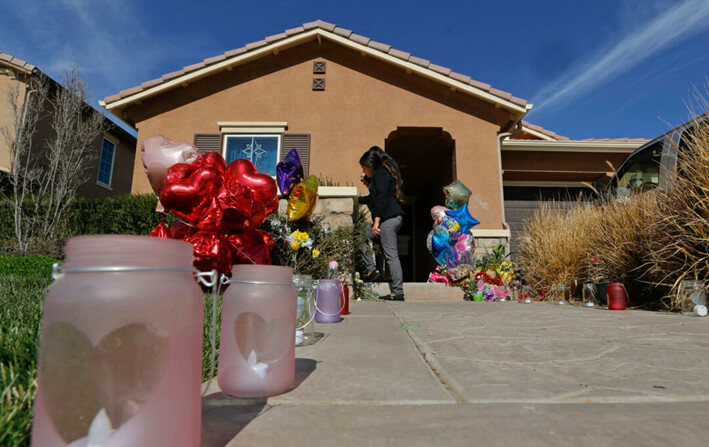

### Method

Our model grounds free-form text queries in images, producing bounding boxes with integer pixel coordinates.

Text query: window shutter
[281,133,311,176]
[193,133,222,153]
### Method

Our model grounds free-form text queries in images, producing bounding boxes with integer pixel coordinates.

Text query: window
[224,135,281,177]
[610,141,662,197]
[97,138,116,187]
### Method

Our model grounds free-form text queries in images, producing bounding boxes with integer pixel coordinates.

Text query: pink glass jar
[217,265,296,398]
[32,235,204,447]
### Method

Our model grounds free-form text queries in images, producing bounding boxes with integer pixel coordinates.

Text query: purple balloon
[276,149,304,196]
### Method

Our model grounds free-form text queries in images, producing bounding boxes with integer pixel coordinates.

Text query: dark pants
[362,215,404,296]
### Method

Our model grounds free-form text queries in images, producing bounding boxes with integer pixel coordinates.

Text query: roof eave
[502,139,643,153]
[103,28,530,122]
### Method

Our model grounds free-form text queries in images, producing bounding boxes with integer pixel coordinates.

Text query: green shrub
[67,194,168,236]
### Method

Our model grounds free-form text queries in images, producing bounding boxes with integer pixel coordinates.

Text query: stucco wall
[0,75,27,172]
[1,73,135,197]
[125,40,513,230]
[75,130,136,198]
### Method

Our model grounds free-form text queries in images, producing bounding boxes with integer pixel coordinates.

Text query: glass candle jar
[314,279,343,323]
[582,282,599,308]
[32,235,204,447]
[218,265,296,398]
[293,274,316,346]
[679,280,706,315]
[551,284,570,305]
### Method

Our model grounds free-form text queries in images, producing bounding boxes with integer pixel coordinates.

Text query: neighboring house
[100,20,645,281]
[503,121,647,253]
[0,51,136,198]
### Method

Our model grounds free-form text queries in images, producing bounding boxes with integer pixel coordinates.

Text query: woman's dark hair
[359,146,405,202]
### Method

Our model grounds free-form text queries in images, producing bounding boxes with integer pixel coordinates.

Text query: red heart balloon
[149,221,170,238]
[224,159,278,214]
[160,166,223,224]
[169,219,196,240]
[199,151,227,173]
[186,230,233,276]
[217,179,256,232]
[257,229,275,251]
[228,232,272,265]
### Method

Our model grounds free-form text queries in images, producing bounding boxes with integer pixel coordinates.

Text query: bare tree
[1,67,106,254]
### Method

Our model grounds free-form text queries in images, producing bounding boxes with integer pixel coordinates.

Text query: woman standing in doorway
[358,146,406,301]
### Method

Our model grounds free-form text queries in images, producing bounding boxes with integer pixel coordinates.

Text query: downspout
[496,121,523,242]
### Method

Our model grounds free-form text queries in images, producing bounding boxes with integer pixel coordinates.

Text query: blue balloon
[427,231,450,265]
[433,215,463,241]
[444,205,480,235]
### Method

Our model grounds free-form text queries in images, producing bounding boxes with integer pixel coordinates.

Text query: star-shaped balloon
[443,180,471,210]
[276,148,304,196]
[444,204,480,235]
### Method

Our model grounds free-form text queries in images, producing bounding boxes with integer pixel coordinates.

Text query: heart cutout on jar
[234,312,292,366]
[39,322,170,444]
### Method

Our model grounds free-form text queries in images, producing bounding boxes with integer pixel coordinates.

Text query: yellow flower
[312,248,321,258]
[290,241,300,250]
[296,231,309,242]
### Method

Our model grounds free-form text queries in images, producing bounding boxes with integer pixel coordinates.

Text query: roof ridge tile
[244,39,268,50]
[387,48,411,61]
[368,40,391,52]
[285,26,305,36]
[183,62,206,73]
[349,33,371,46]
[429,63,452,76]
[408,55,430,68]
[224,47,247,57]
[265,32,288,43]
[333,27,353,38]
[102,20,530,113]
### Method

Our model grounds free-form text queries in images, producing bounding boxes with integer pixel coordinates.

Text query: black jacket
[358,168,404,221]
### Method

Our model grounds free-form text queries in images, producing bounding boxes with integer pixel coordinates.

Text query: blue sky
[1,0,708,140]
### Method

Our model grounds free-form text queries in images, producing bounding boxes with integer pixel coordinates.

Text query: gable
[101,20,531,130]
[119,39,517,133]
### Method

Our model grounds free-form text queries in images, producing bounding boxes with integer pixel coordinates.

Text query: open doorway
[385,127,455,282]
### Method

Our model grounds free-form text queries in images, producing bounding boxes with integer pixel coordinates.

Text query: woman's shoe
[365,269,381,282]
[378,294,405,301]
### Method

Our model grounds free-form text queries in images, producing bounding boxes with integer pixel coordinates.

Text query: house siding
[1,61,136,198]
[125,40,512,229]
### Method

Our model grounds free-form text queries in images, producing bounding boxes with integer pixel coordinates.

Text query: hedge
[0,194,170,256]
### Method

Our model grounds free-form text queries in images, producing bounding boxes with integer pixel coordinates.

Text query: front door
[385,127,455,282]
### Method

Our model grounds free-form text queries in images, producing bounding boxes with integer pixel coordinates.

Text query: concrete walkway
[201,301,709,446]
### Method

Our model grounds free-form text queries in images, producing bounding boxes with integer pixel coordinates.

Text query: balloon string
[231,245,258,265]
[198,270,222,397]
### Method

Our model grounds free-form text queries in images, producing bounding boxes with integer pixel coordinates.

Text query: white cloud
[530,0,709,115]
[1,0,208,99]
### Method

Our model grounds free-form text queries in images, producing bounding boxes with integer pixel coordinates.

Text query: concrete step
[370,282,464,301]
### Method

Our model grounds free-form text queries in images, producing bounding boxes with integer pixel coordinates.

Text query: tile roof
[102,19,529,110]
[0,51,37,73]
[579,137,650,143]
[521,120,570,141]
[520,121,650,143]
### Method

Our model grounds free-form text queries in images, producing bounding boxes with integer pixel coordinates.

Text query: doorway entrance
[385,127,455,282]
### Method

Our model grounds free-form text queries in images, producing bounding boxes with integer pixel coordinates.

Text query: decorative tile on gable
[312,78,325,91]
[313,61,326,74]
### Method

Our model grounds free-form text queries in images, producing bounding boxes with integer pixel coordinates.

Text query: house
[100,20,645,281]
[0,51,136,198]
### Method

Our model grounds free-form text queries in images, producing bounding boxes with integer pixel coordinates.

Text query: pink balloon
[431,206,450,220]
[141,136,201,211]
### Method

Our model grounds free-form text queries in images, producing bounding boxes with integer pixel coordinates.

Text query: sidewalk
[201,301,709,446]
